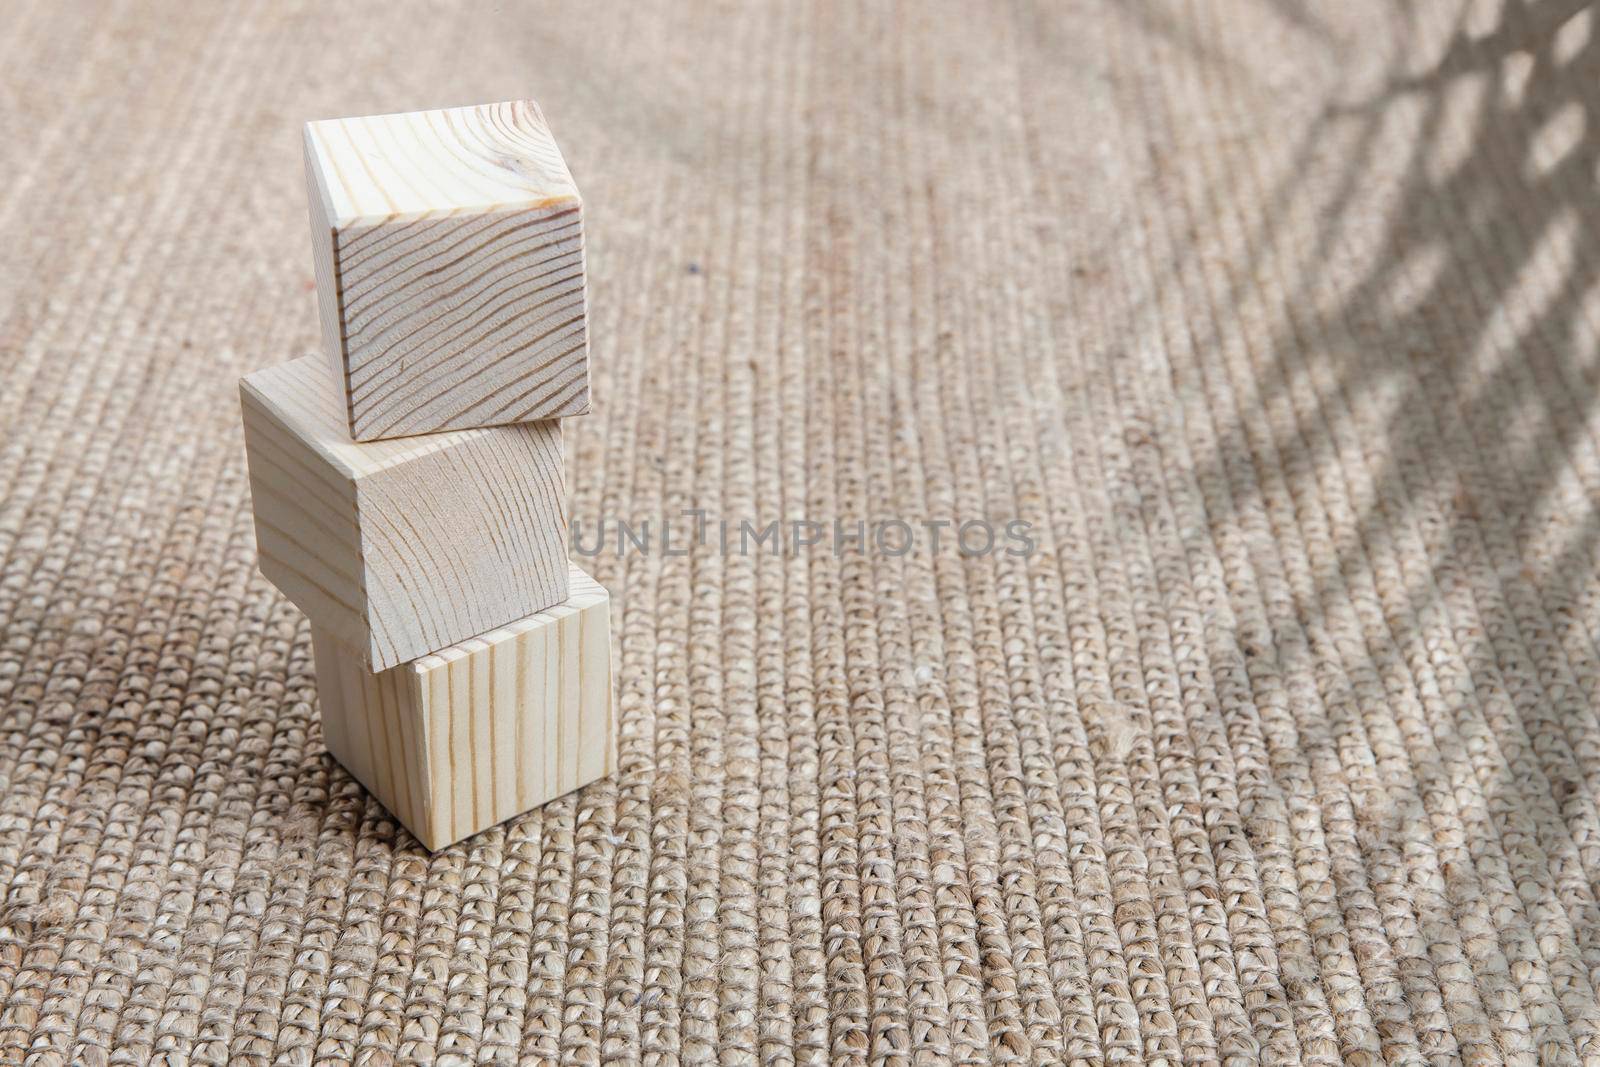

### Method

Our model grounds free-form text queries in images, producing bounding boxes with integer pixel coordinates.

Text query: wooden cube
[311,565,614,850]
[240,355,568,671]
[303,99,590,442]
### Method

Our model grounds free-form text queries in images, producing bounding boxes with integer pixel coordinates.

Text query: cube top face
[240,356,570,671]
[239,355,521,480]
[412,568,607,671]
[304,100,578,225]
[304,99,591,442]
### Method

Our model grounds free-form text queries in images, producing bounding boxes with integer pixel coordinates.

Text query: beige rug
[4,1,1600,1062]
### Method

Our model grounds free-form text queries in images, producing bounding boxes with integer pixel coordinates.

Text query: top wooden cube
[304,100,590,442]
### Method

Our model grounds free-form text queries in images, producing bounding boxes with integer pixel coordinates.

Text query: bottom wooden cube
[311,564,614,850]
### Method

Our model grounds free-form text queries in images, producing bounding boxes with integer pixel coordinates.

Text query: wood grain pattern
[304,99,590,441]
[312,566,614,851]
[240,355,569,671]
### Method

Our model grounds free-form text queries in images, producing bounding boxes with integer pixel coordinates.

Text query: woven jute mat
[5,1,1600,1062]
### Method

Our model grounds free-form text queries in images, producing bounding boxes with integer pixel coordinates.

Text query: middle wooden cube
[240,355,569,671]
[303,99,590,441]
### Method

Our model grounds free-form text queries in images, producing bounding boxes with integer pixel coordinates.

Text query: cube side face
[240,381,368,653]
[311,627,441,848]
[303,129,350,412]
[354,418,569,670]
[334,202,589,441]
[412,570,613,849]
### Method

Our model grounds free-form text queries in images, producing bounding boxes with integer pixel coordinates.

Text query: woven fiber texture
[4,1,1600,1063]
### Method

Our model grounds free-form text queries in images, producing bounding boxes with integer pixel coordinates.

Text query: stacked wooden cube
[239,100,613,850]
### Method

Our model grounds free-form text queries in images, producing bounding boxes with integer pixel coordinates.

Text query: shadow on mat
[1121,0,1600,1050]
[1207,0,1598,618]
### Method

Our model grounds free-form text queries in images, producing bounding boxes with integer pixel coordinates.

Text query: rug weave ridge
[3,1,1599,1063]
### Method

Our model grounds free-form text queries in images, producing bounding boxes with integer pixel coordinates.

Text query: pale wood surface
[304,99,589,441]
[313,566,614,851]
[240,355,569,671]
